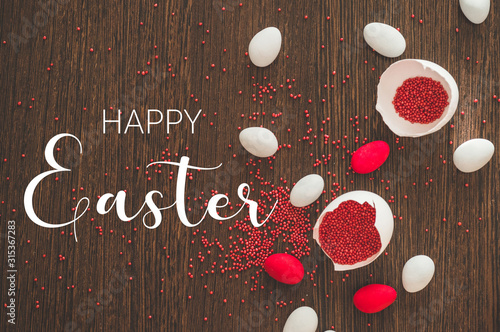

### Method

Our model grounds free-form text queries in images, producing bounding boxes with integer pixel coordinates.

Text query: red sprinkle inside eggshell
[263,253,305,285]
[392,76,449,124]
[351,141,390,174]
[318,200,381,265]
[353,284,397,313]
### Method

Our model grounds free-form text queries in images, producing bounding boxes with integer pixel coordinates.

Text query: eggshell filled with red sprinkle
[351,141,390,174]
[353,284,397,313]
[313,191,393,271]
[264,253,304,285]
[376,59,459,137]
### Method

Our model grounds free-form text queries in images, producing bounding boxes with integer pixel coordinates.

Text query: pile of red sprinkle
[193,186,312,285]
[228,187,312,271]
[318,200,381,265]
[392,76,449,124]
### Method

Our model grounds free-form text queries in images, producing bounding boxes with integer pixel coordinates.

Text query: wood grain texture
[0,0,499,331]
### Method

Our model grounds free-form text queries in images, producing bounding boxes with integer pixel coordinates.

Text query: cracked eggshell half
[313,190,394,271]
[376,59,459,137]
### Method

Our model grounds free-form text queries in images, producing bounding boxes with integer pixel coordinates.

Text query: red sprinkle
[392,77,449,124]
[318,200,381,265]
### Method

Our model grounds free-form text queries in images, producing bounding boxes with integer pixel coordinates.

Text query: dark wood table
[0,0,498,331]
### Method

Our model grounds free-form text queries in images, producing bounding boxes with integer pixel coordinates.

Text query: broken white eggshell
[363,22,406,58]
[313,190,394,271]
[239,127,279,158]
[248,27,282,67]
[402,255,435,293]
[290,174,325,207]
[376,59,459,137]
[283,306,318,332]
[453,138,494,173]
[460,0,490,24]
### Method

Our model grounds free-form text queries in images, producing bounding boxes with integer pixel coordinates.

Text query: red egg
[264,253,304,285]
[353,284,397,313]
[351,141,390,174]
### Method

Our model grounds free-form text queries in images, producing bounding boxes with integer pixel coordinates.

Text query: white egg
[460,0,490,24]
[363,22,406,58]
[239,127,279,158]
[402,255,435,293]
[313,191,394,271]
[248,27,282,67]
[453,139,494,173]
[376,59,459,137]
[283,306,318,332]
[290,174,325,207]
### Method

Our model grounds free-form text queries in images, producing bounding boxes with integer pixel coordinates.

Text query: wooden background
[0,0,499,331]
